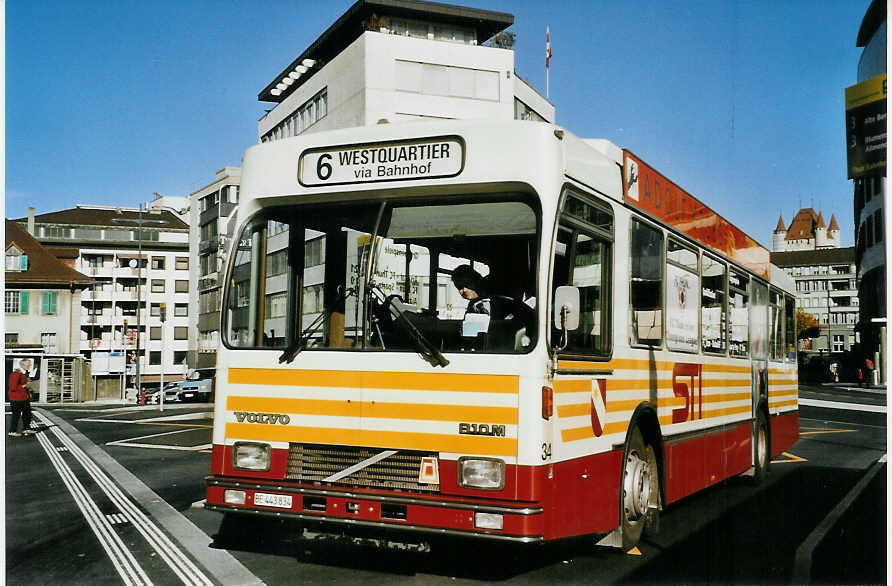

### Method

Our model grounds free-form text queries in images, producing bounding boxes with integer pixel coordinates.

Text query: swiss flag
[590,379,607,437]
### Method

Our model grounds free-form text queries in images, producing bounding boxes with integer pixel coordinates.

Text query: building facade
[851,0,886,381]
[188,167,240,371]
[15,202,191,399]
[256,0,553,145]
[771,247,859,354]
[5,219,92,354]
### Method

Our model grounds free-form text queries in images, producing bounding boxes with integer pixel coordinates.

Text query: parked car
[178,378,212,403]
[146,383,182,404]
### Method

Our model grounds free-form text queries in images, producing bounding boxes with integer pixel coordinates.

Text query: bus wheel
[621,425,658,551]
[752,410,770,485]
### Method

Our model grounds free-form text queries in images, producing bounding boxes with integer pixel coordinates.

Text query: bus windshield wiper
[369,286,449,368]
[279,286,353,364]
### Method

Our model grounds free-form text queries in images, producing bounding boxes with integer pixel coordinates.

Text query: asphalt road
[5,385,886,585]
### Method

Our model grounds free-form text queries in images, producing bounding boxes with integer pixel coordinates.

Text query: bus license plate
[254,493,292,509]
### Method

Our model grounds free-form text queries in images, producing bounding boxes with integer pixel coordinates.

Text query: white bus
[206,120,798,550]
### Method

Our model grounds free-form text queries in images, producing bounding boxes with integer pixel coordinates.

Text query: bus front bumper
[206,476,544,543]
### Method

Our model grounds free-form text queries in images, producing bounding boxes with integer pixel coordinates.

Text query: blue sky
[6,1,868,247]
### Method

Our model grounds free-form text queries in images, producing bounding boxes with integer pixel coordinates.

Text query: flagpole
[545,25,552,100]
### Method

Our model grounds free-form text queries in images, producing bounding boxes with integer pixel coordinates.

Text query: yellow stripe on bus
[228,368,519,393]
[226,396,517,424]
[769,399,799,409]
[225,423,516,457]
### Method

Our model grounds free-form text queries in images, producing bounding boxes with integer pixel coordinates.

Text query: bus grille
[285,443,440,493]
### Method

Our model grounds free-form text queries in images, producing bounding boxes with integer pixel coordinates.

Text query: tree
[486,31,516,49]
[796,308,820,340]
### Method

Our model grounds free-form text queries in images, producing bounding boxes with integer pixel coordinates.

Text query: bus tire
[752,409,770,485]
[620,425,658,551]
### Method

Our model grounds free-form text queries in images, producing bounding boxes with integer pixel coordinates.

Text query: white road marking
[34,412,215,586]
[798,399,886,413]
[34,423,151,585]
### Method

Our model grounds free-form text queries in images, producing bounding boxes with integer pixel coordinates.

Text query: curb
[791,454,887,584]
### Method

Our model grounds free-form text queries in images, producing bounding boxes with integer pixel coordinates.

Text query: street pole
[136,203,143,401]
[159,302,166,412]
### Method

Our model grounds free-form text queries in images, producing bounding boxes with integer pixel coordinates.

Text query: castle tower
[815,212,828,249]
[772,214,787,252]
[827,214,841,248]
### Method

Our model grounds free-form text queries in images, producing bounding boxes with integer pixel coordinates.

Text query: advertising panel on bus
[622,151,770,278]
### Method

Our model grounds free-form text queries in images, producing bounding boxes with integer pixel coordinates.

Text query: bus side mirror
[553,286,580,331]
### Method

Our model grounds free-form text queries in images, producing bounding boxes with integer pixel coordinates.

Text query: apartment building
[15,202,191,400]
[188,167,240,371]
[770,247,859,354]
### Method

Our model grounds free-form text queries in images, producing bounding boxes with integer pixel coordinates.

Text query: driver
[450,265,532,327]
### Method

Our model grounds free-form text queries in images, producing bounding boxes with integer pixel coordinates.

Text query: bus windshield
[224,193,540,359]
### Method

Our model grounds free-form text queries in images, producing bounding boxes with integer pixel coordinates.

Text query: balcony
[199,239,219,254]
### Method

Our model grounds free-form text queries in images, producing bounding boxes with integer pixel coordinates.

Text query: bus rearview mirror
[554,286,580,331]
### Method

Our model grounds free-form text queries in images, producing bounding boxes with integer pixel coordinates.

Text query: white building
[188,166,240,371]
[256,0,553,144]
[16,202,191,400]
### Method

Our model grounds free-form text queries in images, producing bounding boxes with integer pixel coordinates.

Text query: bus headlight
[458,457,505,490]
[232,442,271,471]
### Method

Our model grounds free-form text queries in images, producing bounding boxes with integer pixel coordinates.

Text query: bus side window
[784,294,796,362]
[630,219,663,346]
[769,289,783,361]
[729,270,749,357]
[701,254,727,354]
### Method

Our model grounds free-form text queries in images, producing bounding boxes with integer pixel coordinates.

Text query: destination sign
[299,136,464,186]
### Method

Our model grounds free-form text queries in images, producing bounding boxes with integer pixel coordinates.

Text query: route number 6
[316,153,333,181]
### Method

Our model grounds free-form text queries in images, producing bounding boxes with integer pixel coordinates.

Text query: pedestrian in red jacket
[8,359,35,436]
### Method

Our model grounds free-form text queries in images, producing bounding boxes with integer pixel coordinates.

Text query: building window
[5,291,28,314]
[152,257,165,270]
[150,327,162,340]
[174,303,188,317]
[173,350,187,365]
[395,61,499,101]
[200,221,218,242]
[6,332,19,345]
[6,247,26,271]
[151,279,165,293]
[150,303,161,317]
[175,256,189,270]
[262,89,329,142]
[305,238,325,268]
[199,290,219,314]
[265,292,288,319]
[267,250,288,276]
[175,280,188,293]
[41,291,59,315]
[832,334,845,352]
[41,332,57,353]
[174,326,188,340]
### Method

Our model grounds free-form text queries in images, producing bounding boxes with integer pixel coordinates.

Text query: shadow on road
[211,513,607,581]
[621,467,865,584]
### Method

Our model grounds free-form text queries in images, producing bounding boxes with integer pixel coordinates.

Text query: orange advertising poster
[623,151,769,279]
